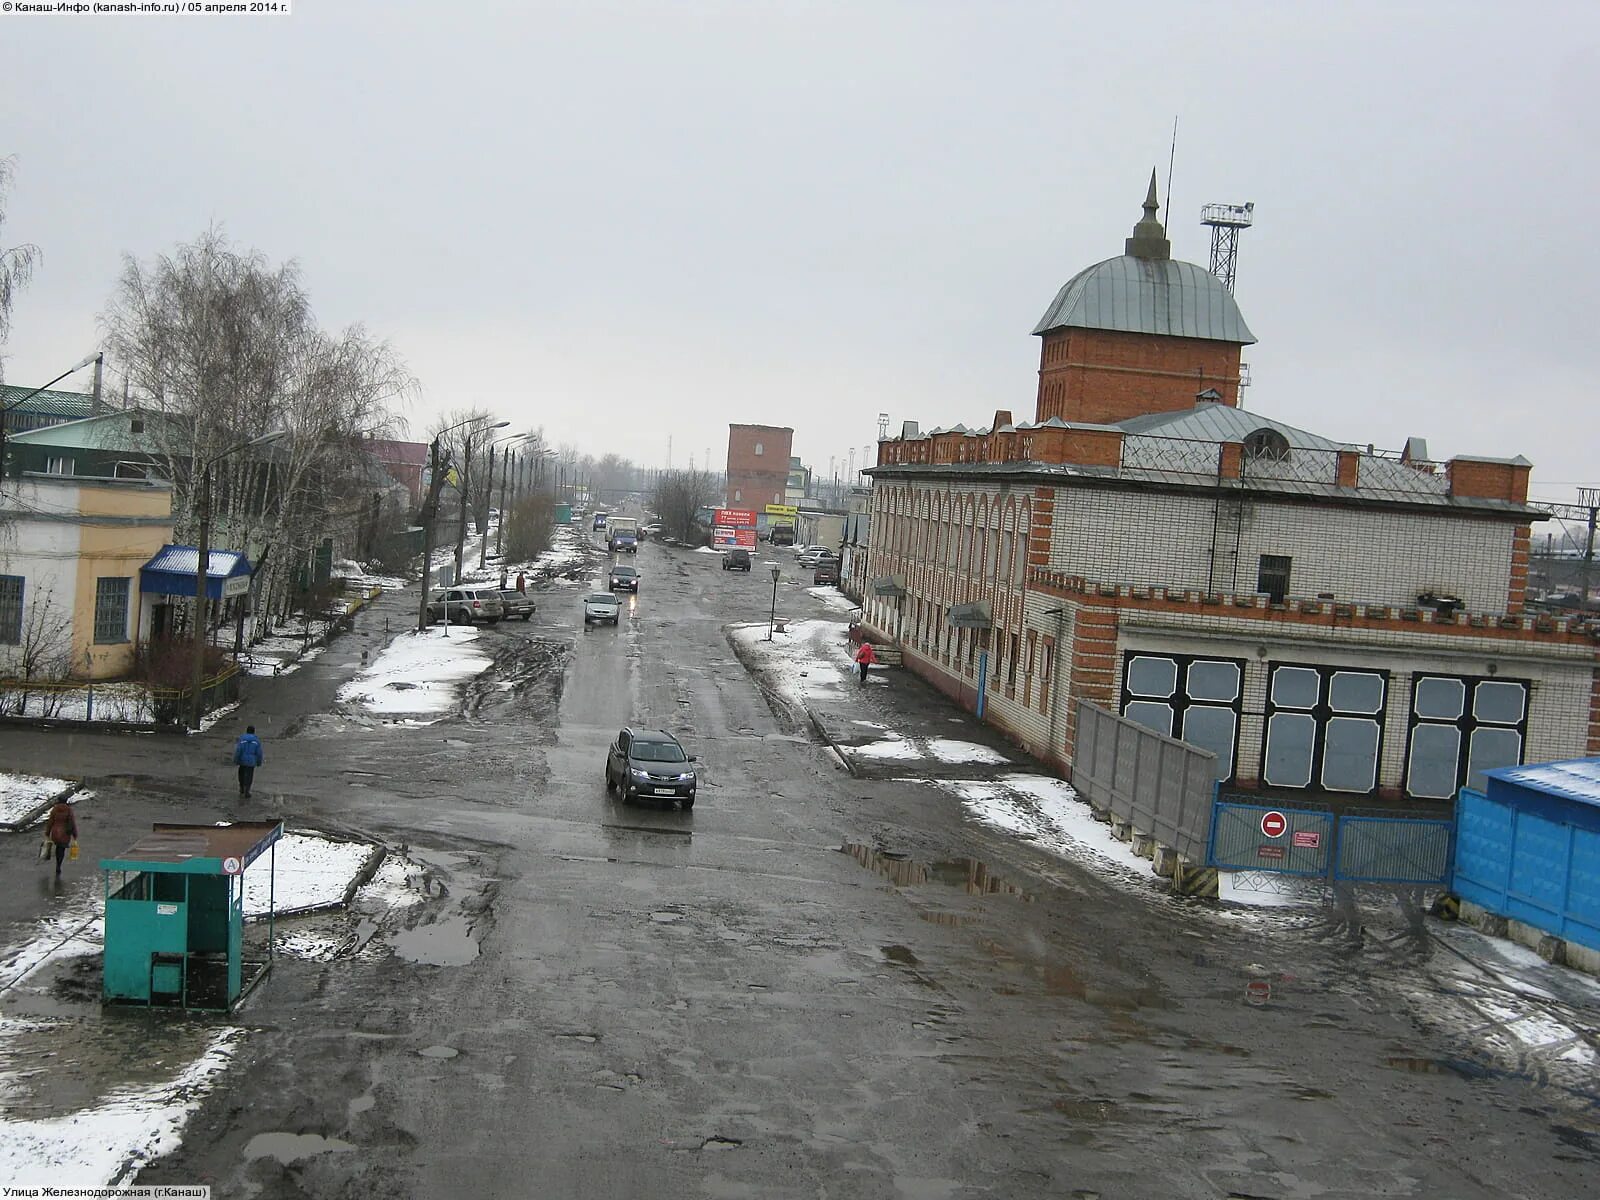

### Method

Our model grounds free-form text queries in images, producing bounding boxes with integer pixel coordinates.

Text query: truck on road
[608,517,639,553]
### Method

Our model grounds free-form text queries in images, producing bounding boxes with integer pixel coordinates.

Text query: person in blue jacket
[233,725,264,798]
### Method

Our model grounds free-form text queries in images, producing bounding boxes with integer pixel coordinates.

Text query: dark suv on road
[722,548,752,571]
[604,727,698,808]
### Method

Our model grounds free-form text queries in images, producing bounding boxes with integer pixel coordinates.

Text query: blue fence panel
[1332,815,1453,885]
[1207,802,1334,877]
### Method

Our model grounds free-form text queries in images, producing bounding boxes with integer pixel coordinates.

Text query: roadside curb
[3,781,85,833]
[723,623,812,736]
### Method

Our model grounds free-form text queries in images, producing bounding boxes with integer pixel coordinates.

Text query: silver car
[583,592,621,626]
[427,586,504,625]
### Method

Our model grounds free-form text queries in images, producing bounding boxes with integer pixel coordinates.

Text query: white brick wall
[1049,486,1516,610]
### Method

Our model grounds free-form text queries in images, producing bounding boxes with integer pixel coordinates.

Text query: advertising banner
[714,508,757,528]
[764,504,798,517]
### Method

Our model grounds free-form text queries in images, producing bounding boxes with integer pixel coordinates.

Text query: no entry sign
[1259,810,1288,839]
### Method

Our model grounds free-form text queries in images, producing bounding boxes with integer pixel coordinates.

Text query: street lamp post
[190,429,288,730]
[0,352,101,480]
[767,563,781,641]
[455,421,510,584]
[482,433,534,568]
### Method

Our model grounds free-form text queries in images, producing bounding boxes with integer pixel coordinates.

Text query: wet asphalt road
[8,531,1598,1197]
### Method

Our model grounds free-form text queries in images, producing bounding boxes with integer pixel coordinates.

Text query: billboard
[713,526,758,549]
[714,508,757,528]
[764,504,798,517]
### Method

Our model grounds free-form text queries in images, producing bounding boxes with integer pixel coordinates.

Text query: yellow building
[0,475,176,680]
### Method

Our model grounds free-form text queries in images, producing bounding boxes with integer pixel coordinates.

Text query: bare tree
[651,468,718,544]
[0,156,41,382]
[101,228,414,643]
[0,585,72,716]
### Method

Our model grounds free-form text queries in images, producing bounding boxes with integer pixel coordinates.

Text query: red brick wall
[726,425,793,509]
[1036,328,1244,425]
[1447,458,1532,504]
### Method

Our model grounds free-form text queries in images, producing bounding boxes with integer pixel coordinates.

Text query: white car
[797,547,838,569]
[584,592,621,626]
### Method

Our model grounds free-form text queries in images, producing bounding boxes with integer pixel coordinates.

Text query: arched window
[1243,428,1290,462]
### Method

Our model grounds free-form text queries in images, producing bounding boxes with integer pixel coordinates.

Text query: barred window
[94,577,131,644]
[0,576,22,645]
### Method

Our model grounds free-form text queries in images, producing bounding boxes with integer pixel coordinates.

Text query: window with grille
[94,577,131,644]
[1262,663,1387,793]
[1120,652,1245,782]
[0,576,22,645]
[1404,674,1529,799]
[1257,554,1292,604]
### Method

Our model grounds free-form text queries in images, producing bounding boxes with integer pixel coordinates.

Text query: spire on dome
[1125,169,1171,260]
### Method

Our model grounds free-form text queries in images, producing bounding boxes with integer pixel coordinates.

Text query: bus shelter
[100,821,283,1012]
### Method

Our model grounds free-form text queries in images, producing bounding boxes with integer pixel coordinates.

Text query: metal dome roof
[1033,254,1256,344]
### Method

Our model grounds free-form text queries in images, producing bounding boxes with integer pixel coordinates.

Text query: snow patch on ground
[0,1027,241,1188]
[0,774,74,826]
[0,684,154,723]
[805,586,858,613]
[853,737,921,760]
[336,626,491,717]
[729,618,856,712]
[241,831,375,916]
[925,738,1009,765]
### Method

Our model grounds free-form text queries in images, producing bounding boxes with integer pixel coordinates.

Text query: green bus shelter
[101,821,283,1012]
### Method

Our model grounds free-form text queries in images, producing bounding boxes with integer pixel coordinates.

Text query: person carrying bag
[44,799,78,880]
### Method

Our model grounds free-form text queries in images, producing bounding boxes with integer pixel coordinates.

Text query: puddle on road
[244,1131,357,1163]
[881,945,920,966]
[840,843,1031,899]
[1385,1055,1490,1080]
[391,915,480,966]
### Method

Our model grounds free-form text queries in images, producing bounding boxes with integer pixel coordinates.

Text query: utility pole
[417,438,445,631]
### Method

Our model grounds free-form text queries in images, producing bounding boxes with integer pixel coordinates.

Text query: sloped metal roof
[142,545,252,577]
[0,384,96,419]
[1487,758,1600,808]
[1033,255,1256,344]
[7,410,167,453]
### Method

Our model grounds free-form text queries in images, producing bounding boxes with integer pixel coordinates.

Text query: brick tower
[1033,172,1257,426]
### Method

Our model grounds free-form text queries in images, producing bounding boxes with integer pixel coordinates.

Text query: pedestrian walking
[499,567,509,590]
[854,640,877,686]
[234,725,264,798]
[45,798,78,879]
[515,571,526,594]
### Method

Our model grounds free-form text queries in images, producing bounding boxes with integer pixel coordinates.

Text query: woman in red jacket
[853,640,877,686]
[45,800,78,880]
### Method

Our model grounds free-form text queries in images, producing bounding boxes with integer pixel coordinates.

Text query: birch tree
[0,156,41,382]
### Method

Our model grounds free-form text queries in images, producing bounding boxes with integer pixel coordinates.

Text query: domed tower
[1033,173,1256,426]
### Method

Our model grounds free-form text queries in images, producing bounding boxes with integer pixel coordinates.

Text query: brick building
[726,424,793,510]
[862,181,1597,803]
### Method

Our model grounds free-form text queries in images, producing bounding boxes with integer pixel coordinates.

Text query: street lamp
[417,416,505,632]
[0,351,101,480]
[454,420,510,584]
[190,428,289,730]
[767,562,781,641]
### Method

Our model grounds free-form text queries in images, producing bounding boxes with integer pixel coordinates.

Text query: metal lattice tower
[1201,201,1254,294]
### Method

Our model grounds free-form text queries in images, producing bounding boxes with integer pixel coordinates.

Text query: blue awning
[140,544,254,600]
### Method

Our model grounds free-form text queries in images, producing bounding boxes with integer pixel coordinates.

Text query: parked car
[798,547,838,569]
[722,548,752,571]
[643,522,664,538]
[604,726,697,808]
[609,565,640,592]
[813,561,839,585]
[583,592,621,625]
[498,590,536,621]
[428,586,504,625]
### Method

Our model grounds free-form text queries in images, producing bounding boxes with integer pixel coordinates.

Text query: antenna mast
[1201,201,1254,295]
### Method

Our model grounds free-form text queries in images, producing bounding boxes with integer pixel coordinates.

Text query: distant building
[726,424,793,510]
[367,439,430,509]
[786,456,808,508]
[862,179,1594,803]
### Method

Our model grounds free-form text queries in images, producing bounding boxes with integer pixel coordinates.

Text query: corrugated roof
[1487,758,1600,808]
[7,410,166,453]
[142,545,252,577]
[1033,255,1256,345]
[0,384,96,418]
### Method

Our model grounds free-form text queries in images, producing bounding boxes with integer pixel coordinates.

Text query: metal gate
[1207,799,1453,886]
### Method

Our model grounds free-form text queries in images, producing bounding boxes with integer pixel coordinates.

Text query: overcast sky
[2,1,1596,502]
